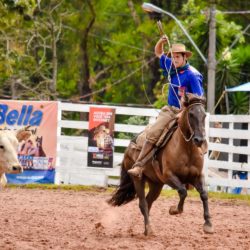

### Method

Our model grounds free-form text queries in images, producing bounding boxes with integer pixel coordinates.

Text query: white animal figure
[0,127,31,188]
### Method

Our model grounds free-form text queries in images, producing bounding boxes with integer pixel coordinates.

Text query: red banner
[88,107,115,168]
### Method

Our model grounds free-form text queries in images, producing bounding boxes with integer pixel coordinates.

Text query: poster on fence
[87,107,115,168]
[0,100,58,184]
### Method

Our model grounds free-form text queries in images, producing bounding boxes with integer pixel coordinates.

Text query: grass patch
[6,184,250,205]
[160,189,250,205]
[7,183,108,192]
[208,191,250,205]
[159,189,178,198]
[108,176,120,180]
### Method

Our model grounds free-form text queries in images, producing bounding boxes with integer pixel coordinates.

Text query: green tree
[0,0,36,98]
[168,0,246,113]
[0,0,249,111]
[229,92,249,114]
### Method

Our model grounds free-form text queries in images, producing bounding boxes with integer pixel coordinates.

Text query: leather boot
[128,140,154,178]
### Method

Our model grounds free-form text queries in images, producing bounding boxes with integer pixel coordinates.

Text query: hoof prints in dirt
[0,189,249,250]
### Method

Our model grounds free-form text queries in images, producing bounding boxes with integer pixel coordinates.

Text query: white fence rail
[205,115,250,193]
[55,102,250,193]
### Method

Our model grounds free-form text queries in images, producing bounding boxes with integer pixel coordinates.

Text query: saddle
[130,118,178,166]
[134,118,178,151]
[129,119,178,183]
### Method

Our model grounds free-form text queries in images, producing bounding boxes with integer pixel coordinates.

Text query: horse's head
[179,93,206,147]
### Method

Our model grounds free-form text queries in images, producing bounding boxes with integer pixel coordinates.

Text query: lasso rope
[157,20,182,108]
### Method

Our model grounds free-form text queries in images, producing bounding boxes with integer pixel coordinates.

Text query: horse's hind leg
[133,178,152,236]
[192,175,214,234]
[167,175,187,215]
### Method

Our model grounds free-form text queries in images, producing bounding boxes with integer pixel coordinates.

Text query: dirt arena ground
[0,187,249,250]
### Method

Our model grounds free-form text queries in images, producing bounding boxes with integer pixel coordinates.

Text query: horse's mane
[181,93,206,109]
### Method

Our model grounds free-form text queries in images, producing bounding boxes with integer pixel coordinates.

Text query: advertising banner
[87,107,115,168]
[1,100,58,184]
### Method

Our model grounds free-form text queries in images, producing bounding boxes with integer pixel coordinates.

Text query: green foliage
[216,59,240,88]
[117,115,149,140]
[0,0,249,112]
[179,0,247,114]
[126,116,149,126]
[231,45,250,84]
[219,46,250,114]
[215,12,244,55]
[232,45,250,64]
[229,92,249,114]
[180,0,244,65]
[153,81,169,108]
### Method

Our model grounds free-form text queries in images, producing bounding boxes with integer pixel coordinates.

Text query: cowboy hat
[166,43,192,58]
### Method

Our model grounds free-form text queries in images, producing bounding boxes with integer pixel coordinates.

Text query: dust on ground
[0,188,249,250]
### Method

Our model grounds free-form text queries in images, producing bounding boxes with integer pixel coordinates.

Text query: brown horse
[108,94,213,236]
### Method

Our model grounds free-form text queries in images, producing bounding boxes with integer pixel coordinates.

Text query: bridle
[179,101,205,142]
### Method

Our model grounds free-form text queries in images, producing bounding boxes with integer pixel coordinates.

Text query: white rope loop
[162,35,182,108]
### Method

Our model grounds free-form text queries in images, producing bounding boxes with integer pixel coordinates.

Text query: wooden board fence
[55,102,250,193]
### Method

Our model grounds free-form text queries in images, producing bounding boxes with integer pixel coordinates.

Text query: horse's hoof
[144,225,153,236]
[203,223,214,234]
[169,205,180,215]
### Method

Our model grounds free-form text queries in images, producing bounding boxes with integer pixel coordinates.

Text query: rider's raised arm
[154,35,168,58]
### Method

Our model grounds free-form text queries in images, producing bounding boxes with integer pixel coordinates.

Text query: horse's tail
[107,161,136,206]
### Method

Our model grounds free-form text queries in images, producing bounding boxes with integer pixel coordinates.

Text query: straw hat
[166,43,192,58]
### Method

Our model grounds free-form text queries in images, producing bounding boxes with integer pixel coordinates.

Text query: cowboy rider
[128,35,204,178]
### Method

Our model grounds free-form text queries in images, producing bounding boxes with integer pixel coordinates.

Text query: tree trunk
[51,24,57,96]
[10,77,17,100]
[78,0,95,102]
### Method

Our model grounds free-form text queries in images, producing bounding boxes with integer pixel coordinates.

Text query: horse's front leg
[133,177,152,236]
[146,181,164,212]
[192,175,214,234]
[167,175,187,215]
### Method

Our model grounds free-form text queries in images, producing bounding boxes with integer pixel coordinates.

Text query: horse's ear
[201,96,207,106]
[184,92,189,103]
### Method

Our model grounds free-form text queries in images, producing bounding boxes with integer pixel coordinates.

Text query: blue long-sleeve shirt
[160,54,204,108]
